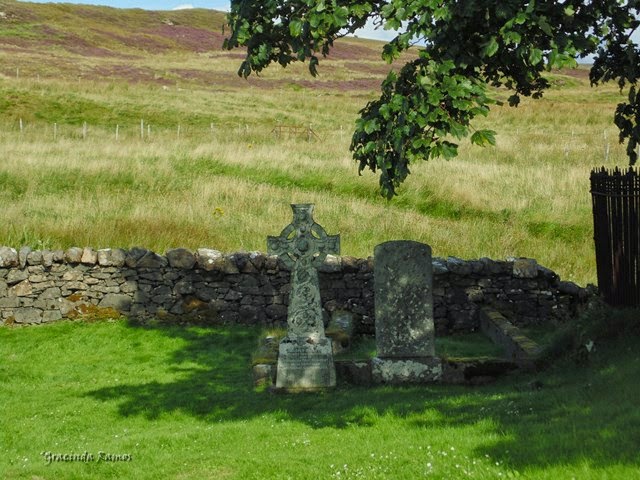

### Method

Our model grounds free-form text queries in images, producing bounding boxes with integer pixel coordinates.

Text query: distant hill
[0,1,229,55]
[0,0,391,56]
[0,0,394,87]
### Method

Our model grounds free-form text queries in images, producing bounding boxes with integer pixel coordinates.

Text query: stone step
[479,307,543,370]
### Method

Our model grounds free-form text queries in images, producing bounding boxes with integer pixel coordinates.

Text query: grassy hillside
[0,1,632,286]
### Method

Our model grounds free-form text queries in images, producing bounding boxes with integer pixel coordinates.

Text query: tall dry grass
[0,66,630,286]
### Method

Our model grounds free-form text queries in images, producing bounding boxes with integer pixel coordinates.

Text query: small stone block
[513,258,538,279]
[0,247,18,268]
[371,356,442,384]
[166,248,196,269]
[81,247,98,265]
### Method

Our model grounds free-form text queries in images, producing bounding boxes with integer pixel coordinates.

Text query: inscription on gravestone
[267,204,339,390]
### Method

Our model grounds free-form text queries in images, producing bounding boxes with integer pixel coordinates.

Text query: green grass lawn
[2,318,639,479]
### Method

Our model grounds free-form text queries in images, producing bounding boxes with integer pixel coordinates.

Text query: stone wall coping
[0,246,576,283]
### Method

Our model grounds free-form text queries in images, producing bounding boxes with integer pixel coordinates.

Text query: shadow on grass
[85,320,640,471]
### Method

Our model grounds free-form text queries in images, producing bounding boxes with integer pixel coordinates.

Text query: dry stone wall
[0,246,592,333]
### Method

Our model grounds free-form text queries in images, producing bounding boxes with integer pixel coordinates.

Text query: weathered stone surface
[166,248,196,269]
[432,258,449,275]
[275,338,336,390]
[40,250,53,267]
[447,256,472,275]
[64,281,87,291]
[62,270,84,282]
[0,297,20,308]
[557,281,581,296]
[99,293,132,311]
[26,250,43,266]
[318,254,342,273]
[326,310,354,355]
[18,246,31,269]
[265,303,287,319]
[196,248,221,270]
[39,287,62,299]
[233,252,257,273]
[513,258,539,279]
[253,363,276,387]
[97,249,127,267]
[13,307,43,323]
[125,247,148,267]
[28,274,48,283]
[268,204,339,391]
[0,247,18,267]
[64,247,84,264]
[81,247,98,265]
[136,251,168,269]
[374,240,435,358]
[9,280,32,297]
[248,251,266,271]
[42,310,62,323]
[196,248,238,273]
[480,308,542,369]
[371,357,443,384]
[7,270,29,285]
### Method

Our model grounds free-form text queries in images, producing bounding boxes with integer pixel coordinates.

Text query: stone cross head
[267,204,340,268]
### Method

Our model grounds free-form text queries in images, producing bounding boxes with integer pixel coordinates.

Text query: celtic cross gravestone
[267,203,339,390]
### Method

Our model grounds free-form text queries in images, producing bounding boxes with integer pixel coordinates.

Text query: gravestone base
[275,337,336,391]
[371,356,443,384]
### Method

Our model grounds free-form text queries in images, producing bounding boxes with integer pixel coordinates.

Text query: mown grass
[1,317,639,479]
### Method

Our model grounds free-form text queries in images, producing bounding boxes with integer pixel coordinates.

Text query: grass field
[0,69,629,287]
[1,318,639,480]
[0,3,633,286]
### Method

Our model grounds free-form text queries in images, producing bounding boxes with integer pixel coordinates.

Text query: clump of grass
[537,300,640,366]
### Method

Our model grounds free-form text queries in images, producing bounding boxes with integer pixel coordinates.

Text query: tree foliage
[224,1,640,198]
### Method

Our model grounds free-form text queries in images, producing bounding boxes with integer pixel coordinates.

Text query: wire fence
[0,118,635,162]
[0,119,333,144]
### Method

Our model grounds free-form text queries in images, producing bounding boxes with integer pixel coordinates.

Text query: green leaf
[529,48,543,66]
[538,16,553,36]
[289,19,302,37]
[484,37,499,57]
[440,141,458,160]
[364,119,379,134]
[470,129,497,146]
[514,12,527,24]
[504,31,522,45]
[333,6,349,27]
